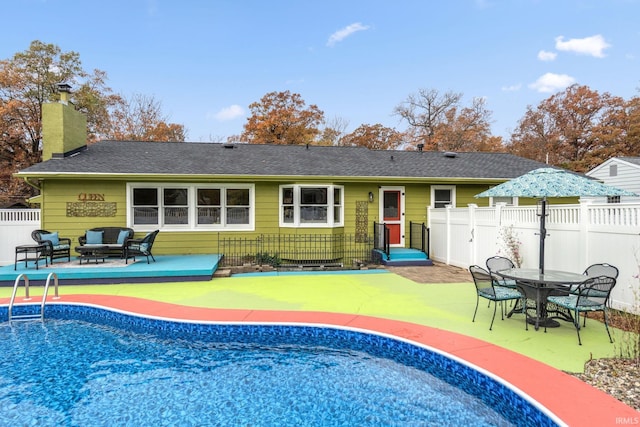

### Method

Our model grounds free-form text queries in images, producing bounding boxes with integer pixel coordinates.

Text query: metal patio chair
[469,265,524,331]
[547,276,617,345]
[486,256,517,289]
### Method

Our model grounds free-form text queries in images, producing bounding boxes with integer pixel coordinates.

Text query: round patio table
[497,268,588,331]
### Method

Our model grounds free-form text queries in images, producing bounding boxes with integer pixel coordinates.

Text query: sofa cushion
[86,230,104,244]
[117,229,130,244]
[41,232,59,246]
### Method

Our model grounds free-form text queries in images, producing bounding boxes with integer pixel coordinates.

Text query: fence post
[445,205,452,264]
[579,200,591,268]
[468,204,477,266]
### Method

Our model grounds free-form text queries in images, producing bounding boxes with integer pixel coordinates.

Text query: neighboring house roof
[617,157,640,167]
[17,141,550,181]
[587,156,640,176]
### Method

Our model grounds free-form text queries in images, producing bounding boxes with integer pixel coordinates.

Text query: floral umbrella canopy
[475,167,636,272]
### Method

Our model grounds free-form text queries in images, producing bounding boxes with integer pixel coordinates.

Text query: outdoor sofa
[78,227,134,257]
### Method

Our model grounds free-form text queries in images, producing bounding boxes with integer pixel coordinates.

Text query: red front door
[382,189,403,246]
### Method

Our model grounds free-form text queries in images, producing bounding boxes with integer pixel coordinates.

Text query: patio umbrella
[475,167,637,272]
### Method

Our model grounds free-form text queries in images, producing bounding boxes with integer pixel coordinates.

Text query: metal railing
[217,233,375,268]
[409,221,430,257]
[8,272,59,322]
[373,222,390,260]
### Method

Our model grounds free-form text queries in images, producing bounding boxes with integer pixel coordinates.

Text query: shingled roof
[18,140,549,180]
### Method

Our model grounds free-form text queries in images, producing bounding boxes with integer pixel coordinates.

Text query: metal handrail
[41,273,60,320]
[373,222,390,260]
[8,274,29,321]
[8,272,58,322]
[409,222,430,258]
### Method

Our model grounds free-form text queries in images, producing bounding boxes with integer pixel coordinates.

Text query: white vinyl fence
[0,209,41,266]
[2,206,639,312]
[429,202,640,313]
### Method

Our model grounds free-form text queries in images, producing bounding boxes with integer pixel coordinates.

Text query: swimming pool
[0,304,559,426]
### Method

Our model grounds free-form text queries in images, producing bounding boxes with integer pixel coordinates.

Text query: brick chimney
[41,83,87,161]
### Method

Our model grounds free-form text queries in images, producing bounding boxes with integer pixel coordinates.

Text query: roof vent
[443,151,457,158]
[223,144,234,149]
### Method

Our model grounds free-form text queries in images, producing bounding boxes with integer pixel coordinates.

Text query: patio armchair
[469,265,524,331]
[125,230,159,264]
[547,276,617,345]
[31,229,71,264]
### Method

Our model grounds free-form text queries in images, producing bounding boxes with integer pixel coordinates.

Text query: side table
[15,244,48,270]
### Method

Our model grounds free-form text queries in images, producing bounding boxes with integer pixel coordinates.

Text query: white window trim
[127,183,255,232]
[431,185,456,208]
[490,196,519,207]
[279,184,344,228]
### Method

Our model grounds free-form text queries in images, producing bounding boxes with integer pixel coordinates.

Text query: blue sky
[2,0,639,143]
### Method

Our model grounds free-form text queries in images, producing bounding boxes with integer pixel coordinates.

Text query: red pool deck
[7,294,640,426]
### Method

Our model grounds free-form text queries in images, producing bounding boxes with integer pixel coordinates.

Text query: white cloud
[209,104,244,121]
[327,22,370,47]
[555,34,611,58]
[537,50,557,61]
[528,73,575,93]
[501,83,522,92]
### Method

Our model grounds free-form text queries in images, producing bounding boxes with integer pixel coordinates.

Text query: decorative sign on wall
[67,194,117,217]
[355,200,369,242]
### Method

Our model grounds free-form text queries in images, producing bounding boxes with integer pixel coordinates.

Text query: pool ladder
[8,273,59,322]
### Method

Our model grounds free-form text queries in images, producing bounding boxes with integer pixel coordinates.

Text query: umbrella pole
[539,198,547,274]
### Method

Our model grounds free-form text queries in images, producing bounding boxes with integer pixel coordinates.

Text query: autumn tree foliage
[506,84,639,172]
[0,41,186,204]
[0,41,117,204]
[107,93,186,142]
[394,88,499,152]
[339,123,405,150]
[437,98,504,152]
[241,91,324,144]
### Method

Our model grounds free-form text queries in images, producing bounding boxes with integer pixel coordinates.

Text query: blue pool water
[0,305,559,426]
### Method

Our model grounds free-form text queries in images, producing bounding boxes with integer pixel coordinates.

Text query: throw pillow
[86,230,104,245]
[40,232,59,246]
[117,229,130,245]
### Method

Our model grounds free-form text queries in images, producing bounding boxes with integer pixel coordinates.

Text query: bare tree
[394,88,462,149]
[319,115,350,146]
[107,93,186,142]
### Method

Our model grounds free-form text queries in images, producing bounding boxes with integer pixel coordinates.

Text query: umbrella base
[527,317,560,328]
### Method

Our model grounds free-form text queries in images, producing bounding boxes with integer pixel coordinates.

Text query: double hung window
[129,184,253,231]
[280,185,343,227]
[431,185,456,208]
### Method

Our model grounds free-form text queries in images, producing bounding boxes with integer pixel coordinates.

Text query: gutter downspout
[22,177,42,192]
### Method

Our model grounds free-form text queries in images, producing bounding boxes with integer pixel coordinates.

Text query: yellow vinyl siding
[404,184,429,226]
[35,176,518,256]
[40,180,127,247]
